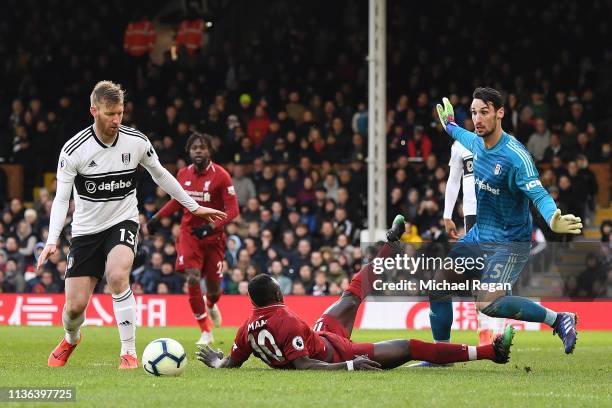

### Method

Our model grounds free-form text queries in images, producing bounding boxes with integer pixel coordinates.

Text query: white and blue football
[142,338,187,377]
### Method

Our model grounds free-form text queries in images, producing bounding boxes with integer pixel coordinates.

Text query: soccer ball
[142,338,187,376]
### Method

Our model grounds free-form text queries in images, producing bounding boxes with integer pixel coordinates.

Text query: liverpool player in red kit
[197,216,515,370]
[149,132,239,345]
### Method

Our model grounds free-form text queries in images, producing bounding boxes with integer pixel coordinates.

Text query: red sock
[347,243,394,300]
[206,293,221,309]
[188,283,211,332]
[409,339,496,363]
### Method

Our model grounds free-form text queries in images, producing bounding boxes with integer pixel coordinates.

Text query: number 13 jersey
[56,125,160,237]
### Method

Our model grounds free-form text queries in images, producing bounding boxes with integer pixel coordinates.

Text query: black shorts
[65,220,139,280]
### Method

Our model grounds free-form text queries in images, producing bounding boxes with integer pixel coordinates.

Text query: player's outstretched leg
[372,325,515,369]
[186,268,214,345]
[316,215,406,336]
[479,295,577,354]
[48,276,95,367]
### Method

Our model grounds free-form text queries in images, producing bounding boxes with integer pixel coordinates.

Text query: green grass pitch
[2,326,611,407]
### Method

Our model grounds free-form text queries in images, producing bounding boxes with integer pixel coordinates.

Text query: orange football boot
[119,354,139,369]
[48,334,82,367]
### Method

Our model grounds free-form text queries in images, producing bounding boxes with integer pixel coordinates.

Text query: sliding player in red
[149,132,239,345]
[197,215,515,371]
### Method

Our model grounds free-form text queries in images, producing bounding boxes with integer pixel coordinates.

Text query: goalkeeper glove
[436,97,456,129]
[192,224,215,239]
[549,209,583,234]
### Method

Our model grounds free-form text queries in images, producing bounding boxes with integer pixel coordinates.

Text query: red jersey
[123,19,156,57]
[157,162,239,238]
[230,304,332,369]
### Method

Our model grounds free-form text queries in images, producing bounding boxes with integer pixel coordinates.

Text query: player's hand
[191,206,227,224]
[37,244,57,271]
[192,224,214,239]
[436,97,456,130]
[352,355,382,371]
[146,217,160,235]
[196,344,225,368]
[550,209,582,234]
[444,218,460,240]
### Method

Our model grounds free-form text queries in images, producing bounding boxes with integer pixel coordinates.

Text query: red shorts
[175,230,226,283]
[314,314,374,363]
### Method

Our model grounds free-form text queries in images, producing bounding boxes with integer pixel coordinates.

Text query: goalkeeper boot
[492,325,515,364]
[48,334,82,367]
[386,215,406,242]
[552,312,578,354]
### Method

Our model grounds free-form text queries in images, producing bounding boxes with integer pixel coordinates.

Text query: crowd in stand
[0,0,611,296]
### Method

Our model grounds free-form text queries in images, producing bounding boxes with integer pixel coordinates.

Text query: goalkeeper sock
[188,282,211,332]
[409,339,496,363]
[429,301,453,342]
[481,296,557,325]
[346,243,394,300]
[112,287,137,357]
[62,305,84,345]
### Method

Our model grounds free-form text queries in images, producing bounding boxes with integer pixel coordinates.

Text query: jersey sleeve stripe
[66,132,93,156]
[508,140,537,176]
[508,144,534,177]
[63,128,92,154]
[508,143,536,177]
[120,125,148,141]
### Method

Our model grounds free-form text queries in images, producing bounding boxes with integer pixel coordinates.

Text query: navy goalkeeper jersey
[445,123,557,243]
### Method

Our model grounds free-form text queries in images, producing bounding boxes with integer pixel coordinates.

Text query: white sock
[112,287,137,357]
[63,306,85,345]
[543,308,558,326]
[477,311,489,331]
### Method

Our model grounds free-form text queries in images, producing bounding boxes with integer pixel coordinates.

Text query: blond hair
[90,80,125,107]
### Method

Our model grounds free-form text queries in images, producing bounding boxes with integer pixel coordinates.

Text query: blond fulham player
[444,141,505,347]
[38,81,226,369]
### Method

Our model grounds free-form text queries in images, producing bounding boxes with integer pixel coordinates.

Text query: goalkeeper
[429,87,582,355]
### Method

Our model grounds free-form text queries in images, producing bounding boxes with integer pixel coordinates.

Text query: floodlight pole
[367,0,387,242]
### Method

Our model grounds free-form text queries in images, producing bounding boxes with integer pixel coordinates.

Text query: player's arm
[443,148,463,239]
[146,198,182,235]
[292,355,381,371]
[514,156,582,234]
[38,155,76,270]
[138,142,226,224]
[437,97,477,152]
[196,345,243,369]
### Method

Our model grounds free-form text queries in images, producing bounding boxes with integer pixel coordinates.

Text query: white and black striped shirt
[47,124,198,243]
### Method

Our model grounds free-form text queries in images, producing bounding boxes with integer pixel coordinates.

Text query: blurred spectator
[176,14,205,56]
[311,270,329,296]
[527,119,551,162]
[407,126,432,161]
[232,165,256,207]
